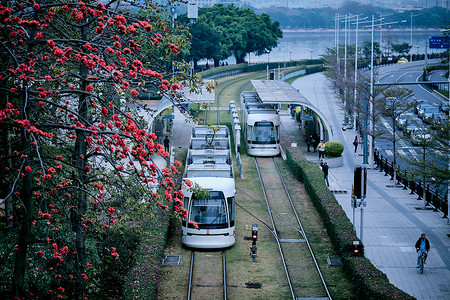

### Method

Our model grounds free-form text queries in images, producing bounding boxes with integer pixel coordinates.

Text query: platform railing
[373,148,448,219]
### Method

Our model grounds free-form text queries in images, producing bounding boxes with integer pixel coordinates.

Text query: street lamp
[410,12,422,63]
[310,50,313,60]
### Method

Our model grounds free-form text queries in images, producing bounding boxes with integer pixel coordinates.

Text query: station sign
[301,116,314,121]
[429,36,449,49]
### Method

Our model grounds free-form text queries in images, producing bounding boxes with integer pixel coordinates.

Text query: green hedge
[285,147,415,300]
[324,141,344,157]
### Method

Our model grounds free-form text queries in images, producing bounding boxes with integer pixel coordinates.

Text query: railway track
[188,250,227,300]
[254,157,331,300]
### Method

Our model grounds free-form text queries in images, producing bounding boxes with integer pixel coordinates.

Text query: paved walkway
[289,72,450,300]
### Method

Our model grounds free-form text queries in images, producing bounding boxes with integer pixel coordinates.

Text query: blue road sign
[429,36,449,49]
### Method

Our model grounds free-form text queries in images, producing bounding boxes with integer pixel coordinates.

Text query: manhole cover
[327,256,343,267]
[280,239,306,243]
[245,282,262,289]
[162,255,181,266]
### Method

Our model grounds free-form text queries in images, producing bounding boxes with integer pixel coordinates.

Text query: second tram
[241,91,281,156]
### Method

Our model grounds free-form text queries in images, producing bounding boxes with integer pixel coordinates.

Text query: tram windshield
[189,191,228,229]
[251,122,278,144]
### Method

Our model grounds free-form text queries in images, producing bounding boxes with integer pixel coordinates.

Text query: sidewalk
[289,72,450,300]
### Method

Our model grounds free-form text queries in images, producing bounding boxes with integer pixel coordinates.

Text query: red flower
[86,85,94,93]
[25,166,31,172]
[108,207,115,214]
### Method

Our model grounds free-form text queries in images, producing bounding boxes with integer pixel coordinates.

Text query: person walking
[163,136,170,153]
[305,135,314,152]
[317,140,325,159]
[353,136,359,153]
[415,233,430,267]
[320,161,329,187]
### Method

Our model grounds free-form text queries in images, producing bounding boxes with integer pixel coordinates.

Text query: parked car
[417,104,435,118]
[414,100,429,114]
[430,113,447,130]
[411,130,432,145]
[396,113,415,130]
[397,57,408,64]
[421,106,440,123]
[439,102,449,113]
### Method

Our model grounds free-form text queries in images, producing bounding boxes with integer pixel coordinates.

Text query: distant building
[188,0,449,9]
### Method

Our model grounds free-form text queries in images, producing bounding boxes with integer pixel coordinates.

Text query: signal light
[252,224,258,242]
[352,241,362,257]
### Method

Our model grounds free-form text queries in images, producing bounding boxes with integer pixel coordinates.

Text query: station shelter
[251,80,333,142]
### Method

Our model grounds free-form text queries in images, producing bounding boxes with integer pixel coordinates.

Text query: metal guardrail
[229,101,242,178]
[373,148,448,219]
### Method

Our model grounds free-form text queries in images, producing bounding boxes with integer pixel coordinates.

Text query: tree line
[253,3,450,29]
[177,4,283,68]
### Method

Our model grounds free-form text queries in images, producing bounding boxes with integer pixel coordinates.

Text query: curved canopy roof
[251,80,333,138]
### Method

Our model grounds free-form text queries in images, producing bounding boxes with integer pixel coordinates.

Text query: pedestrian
[163,136,170,153]
[415,233,430,267]
[317,140,325,159]
[353,136,359,153]
[305,135,313,152]
[320,161,329,187]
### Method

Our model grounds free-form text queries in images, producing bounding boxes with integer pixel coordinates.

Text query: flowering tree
[0,1,198,299]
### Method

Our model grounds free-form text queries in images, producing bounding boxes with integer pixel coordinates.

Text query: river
[223,29,445,64]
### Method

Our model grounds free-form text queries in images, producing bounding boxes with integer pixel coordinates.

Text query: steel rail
[273,158,332,300]
[222,251,227,300]
[187,250,227,300]
[254,157,296,300]
[187,251,194,300]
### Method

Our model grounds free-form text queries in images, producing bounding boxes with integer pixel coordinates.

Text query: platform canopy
[251,80,333,138]
[178,79,215,104]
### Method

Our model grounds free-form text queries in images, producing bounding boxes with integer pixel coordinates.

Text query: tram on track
[181,125,236,249]
[241,91,281,157]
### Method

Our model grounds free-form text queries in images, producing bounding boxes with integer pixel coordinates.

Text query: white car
[411,131,432,145]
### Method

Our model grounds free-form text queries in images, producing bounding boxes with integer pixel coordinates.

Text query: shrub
[285,148,414,300]
[324,141,344,157]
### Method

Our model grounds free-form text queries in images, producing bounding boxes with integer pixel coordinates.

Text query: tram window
[227,197,235,226]
[252,122,275,144]
[189,192,228,229]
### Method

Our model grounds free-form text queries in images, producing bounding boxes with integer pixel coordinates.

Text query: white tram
[241,91,281,156]
[181,125,236,249]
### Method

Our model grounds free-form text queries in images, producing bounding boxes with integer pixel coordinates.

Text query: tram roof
[252,80,312,105]
[251,80,333,137]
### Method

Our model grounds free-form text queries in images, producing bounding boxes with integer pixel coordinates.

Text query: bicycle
[417,250,427,274]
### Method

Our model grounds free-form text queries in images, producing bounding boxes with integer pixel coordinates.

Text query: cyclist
[415,233,430,268]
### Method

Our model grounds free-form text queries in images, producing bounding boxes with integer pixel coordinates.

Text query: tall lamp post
[410,13,422,62]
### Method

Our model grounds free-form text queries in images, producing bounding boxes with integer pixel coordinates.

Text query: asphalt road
[370,60,448,193]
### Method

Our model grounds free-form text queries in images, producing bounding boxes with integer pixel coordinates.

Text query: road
[370,61,448,190]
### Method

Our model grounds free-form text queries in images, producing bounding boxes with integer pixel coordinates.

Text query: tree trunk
[235,52,246,64]
[12,112,33,298]
[213,58,220,68]
[72,23,89,299]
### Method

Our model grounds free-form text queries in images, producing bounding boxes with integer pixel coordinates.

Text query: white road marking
[410,149,418,155]
[398,150,406,156]
[385,150,393,156]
